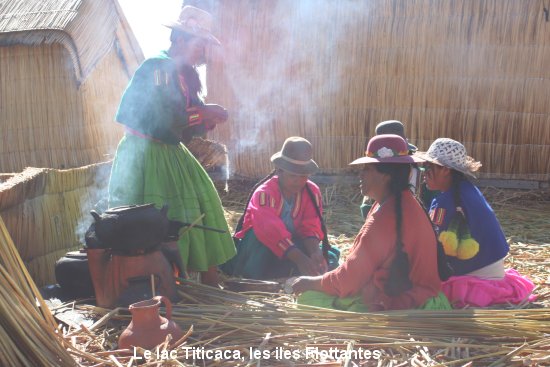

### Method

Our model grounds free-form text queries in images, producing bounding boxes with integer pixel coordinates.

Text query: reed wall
[0,43,127,172]
[206,0,550,180]
[0,0,143,174]
[0,162,111,286]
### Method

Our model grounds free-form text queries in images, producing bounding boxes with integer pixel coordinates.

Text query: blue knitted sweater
[429,180,509,276]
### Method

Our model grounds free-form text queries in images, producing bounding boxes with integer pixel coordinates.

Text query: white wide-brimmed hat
[163,5,221,45]
[416,138,481,177]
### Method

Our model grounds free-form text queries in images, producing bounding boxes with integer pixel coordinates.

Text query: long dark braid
[233,170,277,235]
[413,194,454,281]
[171,30,207,144]
[451,170,468,239]
[170,30,204,100]
[374,163,413,297]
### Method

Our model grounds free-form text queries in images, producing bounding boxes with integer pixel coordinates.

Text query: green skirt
[221,230,340,279]
[108,134,236,271]
[298,291,452,312]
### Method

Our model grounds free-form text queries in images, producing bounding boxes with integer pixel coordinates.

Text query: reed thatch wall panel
[112,0,143,76]
[0,162,111,286]
[206,0,550,181]
[2,44,86,171]
[0,1,141,173]
[63,0,118,81]
[0,0,119,82]
[79,49,131,163]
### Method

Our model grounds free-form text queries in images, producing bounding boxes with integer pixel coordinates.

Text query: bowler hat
[271,137,319,175]
[350,134,424,165]
[375,120,417,152]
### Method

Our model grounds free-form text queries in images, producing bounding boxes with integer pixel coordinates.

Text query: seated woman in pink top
[221,137,338,279]
[291,134,451,311]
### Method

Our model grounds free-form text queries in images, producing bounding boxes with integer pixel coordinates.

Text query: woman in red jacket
[291,134,451,311]
[222,137,331,279]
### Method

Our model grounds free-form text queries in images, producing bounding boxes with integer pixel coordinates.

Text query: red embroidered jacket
[234,176,324,258]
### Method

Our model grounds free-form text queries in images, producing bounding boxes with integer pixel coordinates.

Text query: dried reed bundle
[0,265,77,366]
[186,137,228,170]
[66,279,550,366]
[0,216,78,366]
[0,215,133,366]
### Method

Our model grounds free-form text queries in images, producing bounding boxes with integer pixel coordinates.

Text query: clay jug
[118,296,184,350]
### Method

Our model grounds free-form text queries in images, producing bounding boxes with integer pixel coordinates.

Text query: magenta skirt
[442,268,536,308]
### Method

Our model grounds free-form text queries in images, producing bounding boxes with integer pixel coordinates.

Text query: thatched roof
[0,0,141,83]
[0,0,79,31]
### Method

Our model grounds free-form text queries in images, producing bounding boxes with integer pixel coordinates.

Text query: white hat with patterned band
[416,138,481,178]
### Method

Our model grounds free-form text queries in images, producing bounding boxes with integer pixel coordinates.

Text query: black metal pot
[88,204,170,251]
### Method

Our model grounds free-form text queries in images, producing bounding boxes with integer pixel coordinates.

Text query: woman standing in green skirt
[108,6,235,285]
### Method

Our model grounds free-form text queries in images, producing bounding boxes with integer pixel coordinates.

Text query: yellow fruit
[439,231,458,257]
[457,238,480,260]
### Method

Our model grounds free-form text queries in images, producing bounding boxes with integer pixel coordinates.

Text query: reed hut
[0,0,143,285]
[206,0,550,183]
[0,0,142,173]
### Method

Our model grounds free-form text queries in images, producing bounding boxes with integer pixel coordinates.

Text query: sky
[117,0,183,57]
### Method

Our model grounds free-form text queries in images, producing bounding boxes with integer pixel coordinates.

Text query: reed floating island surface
[3,182,549,366]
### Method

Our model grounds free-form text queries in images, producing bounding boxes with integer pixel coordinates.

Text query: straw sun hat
[416,138,482,178]
[164,5,221,45]
[271,137,319,175]
[350,134,424,165]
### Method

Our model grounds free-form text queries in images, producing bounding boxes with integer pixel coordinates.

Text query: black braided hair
[413,193,454,281]
[451,170,468,238]
[233,170,277,235]
[373,163,413,297]
[170,29,204,99]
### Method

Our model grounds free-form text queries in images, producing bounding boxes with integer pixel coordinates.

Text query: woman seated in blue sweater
[418,138,535,308]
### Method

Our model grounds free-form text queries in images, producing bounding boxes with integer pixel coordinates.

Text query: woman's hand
[302,237,328,274]
[286,248,321,276]
[310,248,328,274]
[201,104,228,129]
[289,276,323,294]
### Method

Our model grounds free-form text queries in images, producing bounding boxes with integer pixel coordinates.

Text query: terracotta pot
[118,296,183,350]
[87,248,178,309]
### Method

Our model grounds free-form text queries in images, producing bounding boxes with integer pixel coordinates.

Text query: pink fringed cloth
[442,268,537,308]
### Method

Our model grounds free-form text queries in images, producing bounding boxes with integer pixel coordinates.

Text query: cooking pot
[88,204,171,251]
